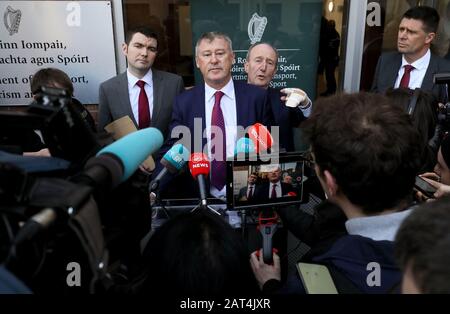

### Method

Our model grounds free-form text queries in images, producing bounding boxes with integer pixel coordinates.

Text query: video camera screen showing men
[227,154,305,209]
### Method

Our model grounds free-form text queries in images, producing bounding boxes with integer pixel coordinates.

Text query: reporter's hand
[420,172,441,182]
[23,148,51,157]
[139,164,152,175]
[421,176,450,199]
[250,250,281,290]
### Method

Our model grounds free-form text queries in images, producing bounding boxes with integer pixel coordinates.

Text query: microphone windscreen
[235,137,255,155]
[162,144,190,173]
[248,123,273,153]
[189,152,210,178]
[97,127,163,181]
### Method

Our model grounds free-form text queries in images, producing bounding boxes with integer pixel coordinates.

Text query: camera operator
[1,68,95,157]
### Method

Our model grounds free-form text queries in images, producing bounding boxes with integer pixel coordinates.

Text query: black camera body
[433,73,450,132]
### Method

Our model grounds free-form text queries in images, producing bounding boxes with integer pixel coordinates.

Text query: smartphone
[414,176,437,198]
[297,262,338,294]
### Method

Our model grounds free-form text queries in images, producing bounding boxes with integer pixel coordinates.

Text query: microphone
[150,144,190,192]
[248,123,273,154]
[234,137,255,157]
[14,127,164,244]
[97,127,164,181]
[257,208,279,264]
[189,153,210,208]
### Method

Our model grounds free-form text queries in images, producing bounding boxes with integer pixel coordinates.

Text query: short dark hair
[30,68,73,95]
[395,198,450,293]
[403,6,440,33]
[139,210,258,295]
[303,92,423,214]
[125,26,158,46]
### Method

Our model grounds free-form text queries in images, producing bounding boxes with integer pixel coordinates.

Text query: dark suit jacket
[154,80,273,198]
[268,87,307,152]
[253,181,295,201]
[97,69,184,140]
[371,51,450,102]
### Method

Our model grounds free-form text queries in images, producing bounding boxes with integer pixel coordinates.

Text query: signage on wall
[0,1,117,105]
[190,0,322,98]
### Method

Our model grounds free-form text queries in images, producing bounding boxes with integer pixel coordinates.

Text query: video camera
[0,86,102,167]
[433,73,450,132]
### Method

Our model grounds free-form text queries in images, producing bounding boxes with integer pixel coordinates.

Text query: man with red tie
[238,173,258,201]
[371,6,450,102]
[98,26,184,143]
[154,32,272,199]
[253,166,294,201]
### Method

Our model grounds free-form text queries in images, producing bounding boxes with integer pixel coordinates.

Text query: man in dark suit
[155,32,272,199]
[238,173,258,201]
[371,6,450,102]
[98,26,184,140]
[253,166,295,200]
[244,42,311,152]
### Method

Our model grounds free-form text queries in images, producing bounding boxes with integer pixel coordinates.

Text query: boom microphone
[189,153,210,208]
[150,144,190,192]
[248,123,273,153]
[14,127,164,244]
[97,127,164,181]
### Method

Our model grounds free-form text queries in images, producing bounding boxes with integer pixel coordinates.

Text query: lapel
[422,53,437,91]
[151,69,163,126]
[192,84,207,151]
[388,53,403,88]
[234,81,249,127]
[117,72,137,127]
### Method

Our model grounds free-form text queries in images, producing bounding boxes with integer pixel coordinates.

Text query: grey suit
[98,69,184,139]
[371,51,450,102]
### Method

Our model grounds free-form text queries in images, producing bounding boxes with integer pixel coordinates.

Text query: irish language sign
[0,1,116,105]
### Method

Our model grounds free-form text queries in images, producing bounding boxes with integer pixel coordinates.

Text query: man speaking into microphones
[152,32,274,201]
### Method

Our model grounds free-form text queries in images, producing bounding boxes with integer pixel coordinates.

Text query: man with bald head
[245,42,311,152]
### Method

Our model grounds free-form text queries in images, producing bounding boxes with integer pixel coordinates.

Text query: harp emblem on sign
[4,6,21,36]
[248,13,267,45]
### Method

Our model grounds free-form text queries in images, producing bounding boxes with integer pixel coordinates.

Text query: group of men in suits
[238,169,295,202]
[97,5,450,201]
[98,27,311,200]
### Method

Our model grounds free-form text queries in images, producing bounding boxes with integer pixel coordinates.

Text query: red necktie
[248,186,253,199]
[137,80,150,129]
[399,65,415,88]
[271,184,277,199]
[210,91,226,190]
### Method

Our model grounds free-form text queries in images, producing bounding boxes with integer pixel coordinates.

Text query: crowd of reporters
[2,5,450,296]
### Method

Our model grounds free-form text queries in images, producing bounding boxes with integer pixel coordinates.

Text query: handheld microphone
[189,153,210,208]
[150,144,190,192]
[248,123,273,154]
[234,137,255,157]
[257,208,279,264]
[14,127,164,244]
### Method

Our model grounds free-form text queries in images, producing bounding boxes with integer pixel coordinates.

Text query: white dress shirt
[394,49,431,89]
[268,181,282,198]
[127,69,154,124]
[204,79,237,199]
